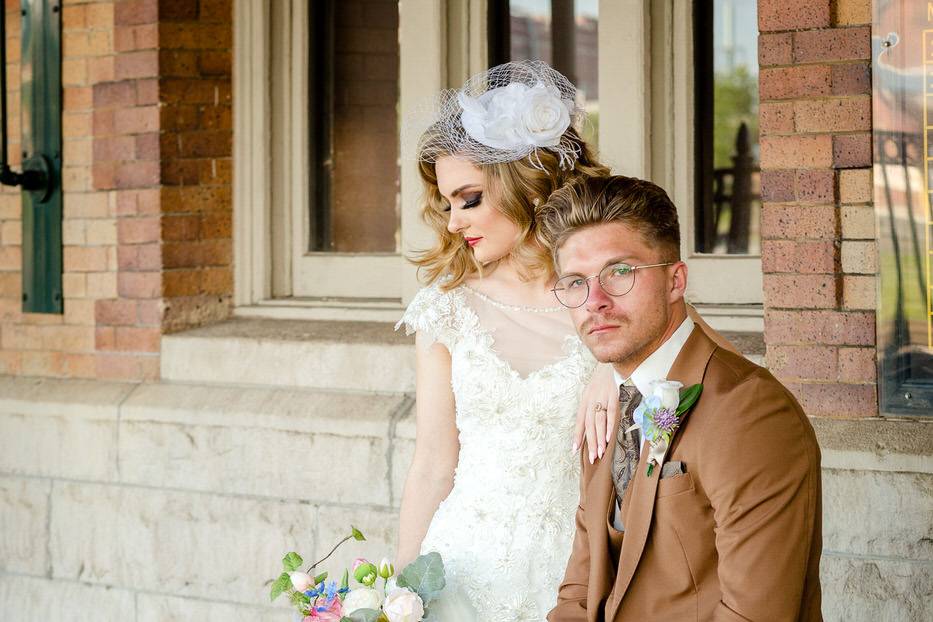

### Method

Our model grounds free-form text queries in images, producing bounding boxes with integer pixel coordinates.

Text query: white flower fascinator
[414,60,586,170]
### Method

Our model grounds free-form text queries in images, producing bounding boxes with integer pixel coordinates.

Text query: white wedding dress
[398,281,596,622]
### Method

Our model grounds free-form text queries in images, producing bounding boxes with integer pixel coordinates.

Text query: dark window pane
[695,0,760,255]
[309,0,400,253]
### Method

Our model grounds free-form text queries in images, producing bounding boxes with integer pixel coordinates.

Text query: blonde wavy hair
[410,125,610,290]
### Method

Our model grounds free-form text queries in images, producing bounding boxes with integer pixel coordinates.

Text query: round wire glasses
[551,262,675,308]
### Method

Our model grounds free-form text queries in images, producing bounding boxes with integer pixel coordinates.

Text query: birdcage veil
[410,60,587,170]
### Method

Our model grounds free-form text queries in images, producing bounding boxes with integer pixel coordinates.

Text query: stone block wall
[0,376,416,620]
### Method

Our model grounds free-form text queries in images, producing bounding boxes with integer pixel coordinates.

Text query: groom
[538,176,822,621]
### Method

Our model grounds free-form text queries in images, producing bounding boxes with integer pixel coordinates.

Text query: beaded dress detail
[397,280,596,621]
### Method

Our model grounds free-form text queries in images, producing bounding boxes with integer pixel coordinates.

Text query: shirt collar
[612,315,695,398]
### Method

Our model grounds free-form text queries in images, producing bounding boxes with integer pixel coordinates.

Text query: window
[694,0,760,255]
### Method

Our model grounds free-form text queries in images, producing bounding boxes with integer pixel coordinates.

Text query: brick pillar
[758,0,877,416]
[0,0,232,382]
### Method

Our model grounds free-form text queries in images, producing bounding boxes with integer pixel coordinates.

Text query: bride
[395,61,730,621]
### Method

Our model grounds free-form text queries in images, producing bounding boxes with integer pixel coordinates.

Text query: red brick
[160,0,200,21]
[96,326,116,350]
[178,130,232,158]
[162,214,201,241]
[135,133,161,160]
[831,62,871,95]
[115,51,159,80]
[794,97,871,133]
[161,79,218,104]
[833,133,872,168]
[21,351,65,378]
[760,134,833,169]
[63,354,97,379]
[118,271,161,299]
[114,105,160,135]
[64,87,93,111]
[760,33,793,67]
[761,204,838,240]
[159,49,199,78]
[162,105,200,132]
[764,309,875,345]
[768,344,837,381]
[95,299,137,325]
[63,247,108,272]
[96,353,145,381]
[115,161,160,188]
[201,0,233,22]
[785,382,877,417]
[161,160,200,186]
[838,347,876,382]
[114,0,158,26]
[200,239,232,267]
[761,169,796,202]
[198,51,231,76]
[164,269,200,297]
[763,274,837,309]
[795,169,836,203]
[201,267,232,295]
[200,212,231,239]
[760,1,830,31]
[93,109,115,135]
[198,106,232,131]
[136,299,163,325]
[761,239,836,274]
[760,102,795,135]
[114,24,159,52]
[759,66,831,100]
[793,27,870,63]
[115,326,161,352]
[163,242,201,269]
[118,217,161,244]
[94,136,135,162]
[137,79,159,105]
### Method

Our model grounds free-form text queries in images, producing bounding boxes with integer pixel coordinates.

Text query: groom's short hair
[536,175,681,262]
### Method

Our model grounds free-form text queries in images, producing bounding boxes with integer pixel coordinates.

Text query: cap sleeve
[395,282,460,349]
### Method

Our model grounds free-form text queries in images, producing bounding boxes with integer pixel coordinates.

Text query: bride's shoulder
[395,277,466,339]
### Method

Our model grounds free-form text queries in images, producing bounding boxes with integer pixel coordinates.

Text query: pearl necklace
[461,284,565,314]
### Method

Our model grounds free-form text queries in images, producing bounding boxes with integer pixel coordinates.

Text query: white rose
[382,587,425,622]
[519,83,572,146]
[459,83,530,150]
[651,380,683,411]
[288,571,314,592]
[342,587,383,616]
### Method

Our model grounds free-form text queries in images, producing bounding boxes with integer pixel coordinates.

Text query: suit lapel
[607,326,718,616]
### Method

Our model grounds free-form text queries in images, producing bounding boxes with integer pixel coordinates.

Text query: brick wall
[0,0,232,382]
[758,0,877,417]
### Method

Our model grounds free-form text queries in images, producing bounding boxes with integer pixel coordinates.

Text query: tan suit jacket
[549,326,822,622]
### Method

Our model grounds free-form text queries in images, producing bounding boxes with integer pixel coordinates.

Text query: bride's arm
[395,331,460,568]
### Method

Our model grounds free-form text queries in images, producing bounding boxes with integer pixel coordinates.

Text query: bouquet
[269,525,445,622]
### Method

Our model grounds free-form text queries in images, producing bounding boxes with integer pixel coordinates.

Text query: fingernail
[597,447,603,460]
[589,452,595,464]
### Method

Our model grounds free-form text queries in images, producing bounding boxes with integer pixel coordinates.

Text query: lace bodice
[397,281,596,621]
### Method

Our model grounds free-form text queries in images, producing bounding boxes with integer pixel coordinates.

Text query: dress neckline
[460,283,564,314]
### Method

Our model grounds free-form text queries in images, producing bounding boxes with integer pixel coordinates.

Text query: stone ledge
[0,376,134,421]
[813,417,933,474]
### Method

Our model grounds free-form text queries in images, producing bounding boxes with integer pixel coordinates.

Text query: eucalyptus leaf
[270,572,291,602]
[314,571,328,585]
[396,551,446,604]
[282,552,303,572]
[675,384,703,416]
[351,526,366,541]
[341,609,387,622]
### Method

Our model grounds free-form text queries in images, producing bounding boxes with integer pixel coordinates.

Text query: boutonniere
[630,380,703,477]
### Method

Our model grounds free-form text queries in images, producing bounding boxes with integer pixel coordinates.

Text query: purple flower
[653,408,679,433]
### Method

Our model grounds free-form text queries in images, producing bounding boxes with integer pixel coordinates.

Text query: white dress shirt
[610,315,694,530]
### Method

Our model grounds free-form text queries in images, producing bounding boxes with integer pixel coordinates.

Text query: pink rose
[352,557,371,571]
[303,596,343,622]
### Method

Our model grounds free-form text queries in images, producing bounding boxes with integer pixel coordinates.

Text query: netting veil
[413,60,587,170]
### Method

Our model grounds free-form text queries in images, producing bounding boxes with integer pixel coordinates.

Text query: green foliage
[283,552,303,573]
[676,384,703,416]
[713,66,758,169]
[341,610,388,622]
[270,572,291,602]
[396,552,446,604]
[351,526,366,541]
